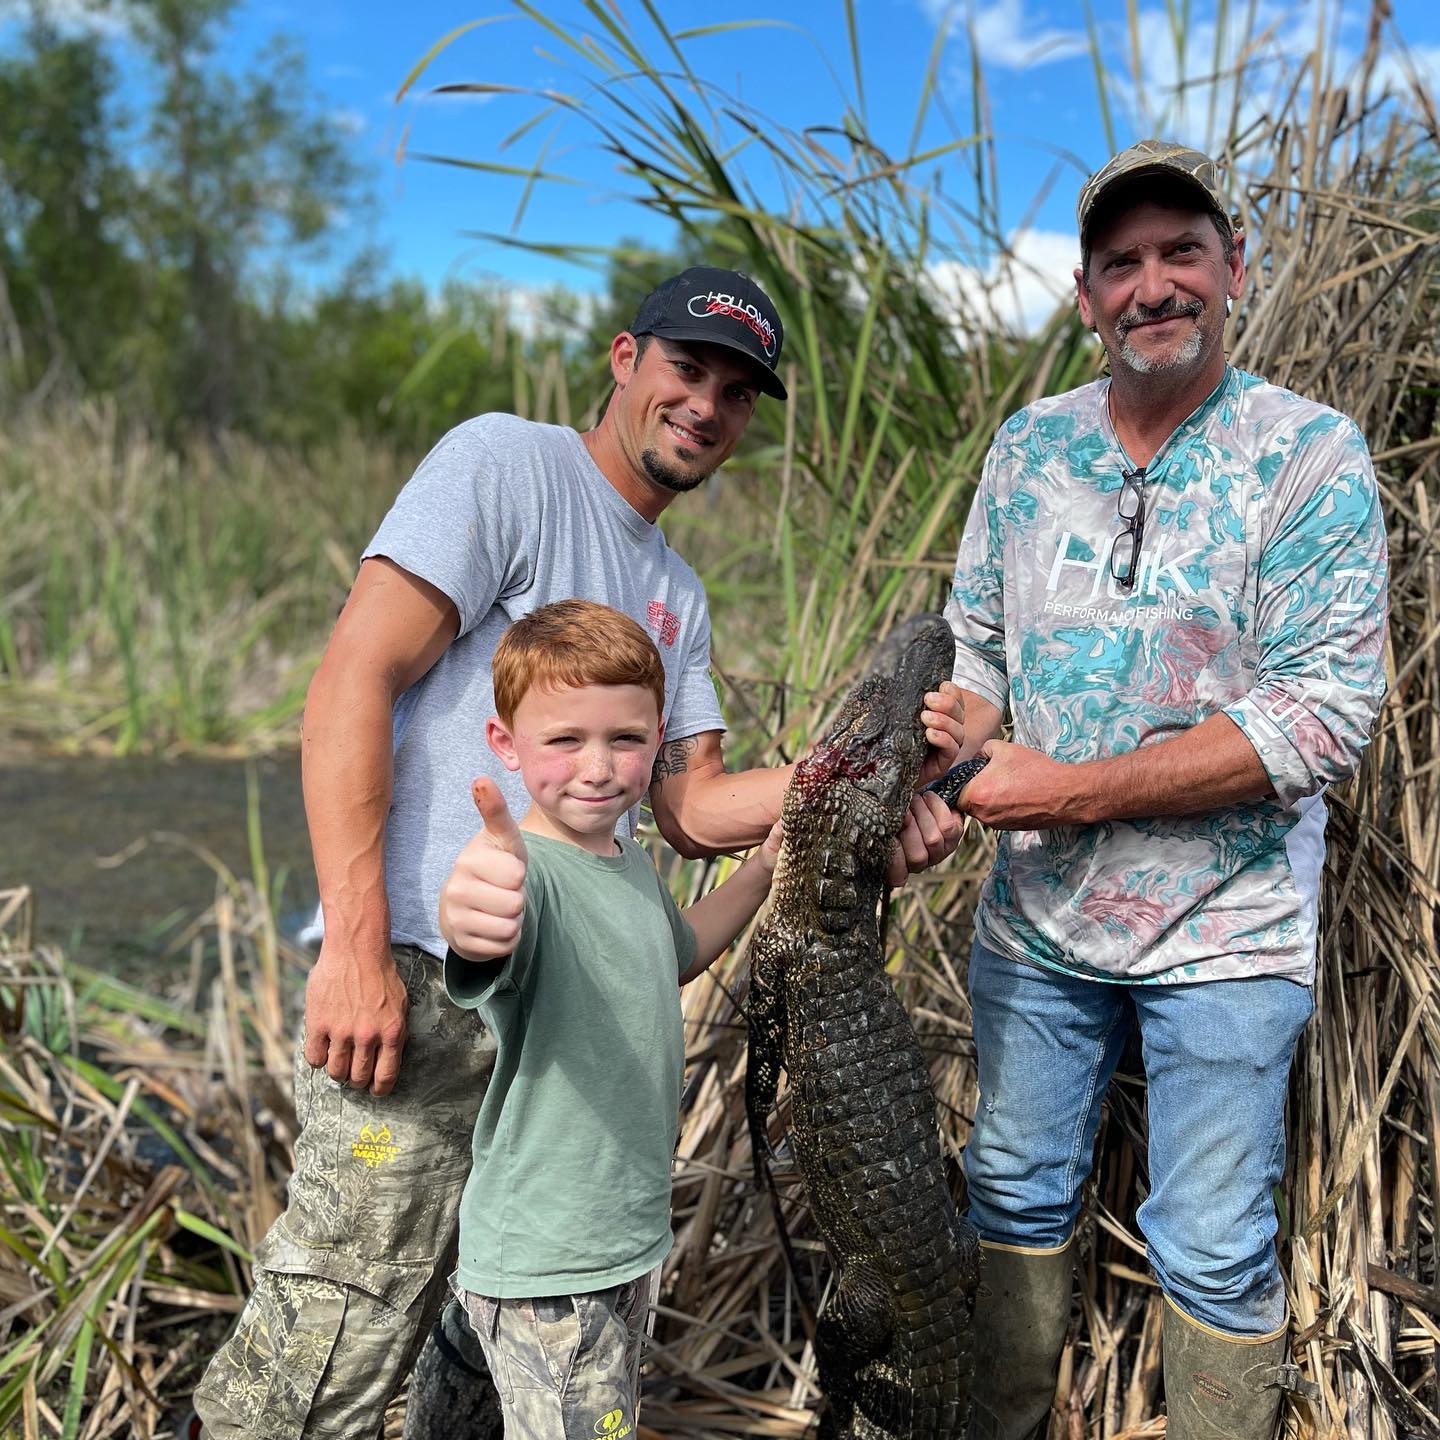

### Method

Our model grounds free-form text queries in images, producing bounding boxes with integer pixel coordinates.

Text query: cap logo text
[687,290,778,359]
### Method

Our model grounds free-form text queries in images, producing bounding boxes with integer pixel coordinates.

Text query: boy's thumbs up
[439,778,528,960]
[472,777,527,859]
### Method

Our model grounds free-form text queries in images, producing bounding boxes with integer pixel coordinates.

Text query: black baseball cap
[630,265,787,400]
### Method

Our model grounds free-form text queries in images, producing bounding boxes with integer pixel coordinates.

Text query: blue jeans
[963,939,1313,1336]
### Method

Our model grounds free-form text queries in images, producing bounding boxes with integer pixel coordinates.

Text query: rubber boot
[1162,1298,1288,1440]
[969,1240,1073,1440]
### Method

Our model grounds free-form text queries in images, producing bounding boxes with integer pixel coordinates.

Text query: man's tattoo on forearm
[651,736,699,787]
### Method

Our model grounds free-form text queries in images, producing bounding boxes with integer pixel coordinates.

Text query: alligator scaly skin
[747,615,981,1440]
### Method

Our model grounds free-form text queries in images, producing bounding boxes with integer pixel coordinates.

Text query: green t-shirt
[444,833,697,1297]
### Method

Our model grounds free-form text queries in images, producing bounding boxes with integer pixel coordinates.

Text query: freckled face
[1077,201,1244,380]
[489,683,662,851]
[611,336,761,495]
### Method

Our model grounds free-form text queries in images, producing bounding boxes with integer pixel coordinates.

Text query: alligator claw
[923,755,990,807]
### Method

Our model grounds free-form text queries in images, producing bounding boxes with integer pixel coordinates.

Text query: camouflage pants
[194,945,496,1438]
[455,1267,658,1440]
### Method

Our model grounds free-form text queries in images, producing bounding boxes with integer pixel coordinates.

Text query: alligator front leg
[747,924,825,1328]
[744,931,788,1172]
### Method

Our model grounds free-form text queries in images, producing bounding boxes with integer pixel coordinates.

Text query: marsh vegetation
[3,1,1439,1435]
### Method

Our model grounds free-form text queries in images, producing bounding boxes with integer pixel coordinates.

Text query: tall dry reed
[3,1,1437,1435]
[396,3,1440,1433]
[0,402,408,753]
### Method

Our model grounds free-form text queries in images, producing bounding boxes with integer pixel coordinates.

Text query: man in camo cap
[944,140,1387,1438]
[1075,137,1235,244]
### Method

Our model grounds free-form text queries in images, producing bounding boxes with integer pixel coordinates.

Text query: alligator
[746,613,983,1440]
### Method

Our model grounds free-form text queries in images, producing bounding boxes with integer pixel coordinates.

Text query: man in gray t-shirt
[195,267,966,1440]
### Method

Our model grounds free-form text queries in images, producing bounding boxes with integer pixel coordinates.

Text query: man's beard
[1112,298,1208,376]
[641,447,711,494]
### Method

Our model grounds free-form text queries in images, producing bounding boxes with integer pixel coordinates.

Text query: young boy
[437,599,781,1440]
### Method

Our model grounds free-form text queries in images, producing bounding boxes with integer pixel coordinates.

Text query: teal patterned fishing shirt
[945,366,1388,984]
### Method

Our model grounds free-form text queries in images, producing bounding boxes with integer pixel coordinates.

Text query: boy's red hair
[492,600,666,725]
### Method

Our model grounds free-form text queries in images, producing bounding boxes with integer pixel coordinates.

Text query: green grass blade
[1084,0,1116,155]
[843,0,866,121]
[59,1316,94,1440]
[394,18,506,101]
[172,1208,256,1264]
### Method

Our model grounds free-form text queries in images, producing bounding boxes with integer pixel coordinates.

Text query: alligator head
[776,614,957,921]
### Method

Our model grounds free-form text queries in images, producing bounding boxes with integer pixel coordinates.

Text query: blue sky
[17,0,1440,322]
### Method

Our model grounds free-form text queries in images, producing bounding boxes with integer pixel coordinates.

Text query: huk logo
[1041,529,1204,621]
[350,1122,401,1168]
[646,599,681,648]
[687,290,778,358]
[1048,529,1201,598]
[594,1409,632,1438]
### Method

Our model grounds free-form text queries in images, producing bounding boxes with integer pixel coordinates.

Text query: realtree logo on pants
[594,1409,632,1438]
[350,1122,401,1168]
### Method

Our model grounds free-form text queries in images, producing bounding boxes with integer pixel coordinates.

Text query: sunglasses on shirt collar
[1112,467,1147,590]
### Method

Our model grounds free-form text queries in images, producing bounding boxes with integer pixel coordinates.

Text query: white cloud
[503,282,603,342]
[919,0,1087,70]
[0,0,127,37]
[1092,0,1433,155]
[328,107,368,137]
[1370,43,1440,105]
[928,227,1078,335]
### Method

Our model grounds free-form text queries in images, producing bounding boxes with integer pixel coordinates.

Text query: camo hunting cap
[1076,139,1235,242]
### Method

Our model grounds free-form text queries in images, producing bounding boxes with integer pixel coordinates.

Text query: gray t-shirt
[349,414,724,959]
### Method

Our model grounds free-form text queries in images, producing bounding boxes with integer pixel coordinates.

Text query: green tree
[0,3,648,449]
[0,16,143,400]
[125,0,361,434]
